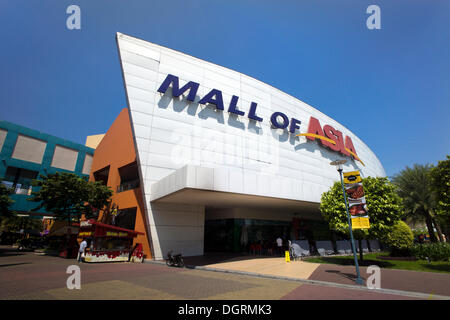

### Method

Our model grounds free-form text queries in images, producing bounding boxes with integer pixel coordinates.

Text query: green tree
[81,181,114,220]
[0,215,41,234]
[380,220,414,256]
[320,176,403,261]
[429,155,450,241]
[392,164,444,242]
[28,172,112,224]
[0,182,15,217]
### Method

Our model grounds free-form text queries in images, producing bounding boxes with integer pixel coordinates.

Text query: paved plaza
[1,246,448,300]
[183,254,450,298]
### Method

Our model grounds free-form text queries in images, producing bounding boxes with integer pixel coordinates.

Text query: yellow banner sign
[343,171,362,184]
[344,170,370,229]
[351,217,370,229]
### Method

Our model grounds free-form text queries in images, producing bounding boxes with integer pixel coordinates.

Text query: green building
[0,121,94,216]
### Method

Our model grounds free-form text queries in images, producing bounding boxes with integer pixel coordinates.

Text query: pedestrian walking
[78,238,87,263]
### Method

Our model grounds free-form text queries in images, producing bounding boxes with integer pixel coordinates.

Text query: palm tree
[392,164,443,242]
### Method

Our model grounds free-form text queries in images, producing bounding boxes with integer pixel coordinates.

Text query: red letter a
[307,117,324,141]
[345,136,358,158]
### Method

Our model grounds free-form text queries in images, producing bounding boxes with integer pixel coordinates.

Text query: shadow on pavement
[0,262,31,268]
[0,247,26,257]
[325,269,366,282]
[309,256,395,268]
[420,264,450,273]
[0,252,25,257]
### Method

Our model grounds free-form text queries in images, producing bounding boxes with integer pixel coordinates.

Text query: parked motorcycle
[166,250,184,267]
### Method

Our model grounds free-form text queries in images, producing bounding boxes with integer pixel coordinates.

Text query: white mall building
[114,33,385,260]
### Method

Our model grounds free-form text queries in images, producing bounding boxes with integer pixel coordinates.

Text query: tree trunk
[432,217,445,242]
[425,215,438,242]
[367,239,372,252]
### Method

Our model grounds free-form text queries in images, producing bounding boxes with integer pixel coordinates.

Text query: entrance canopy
[150,165,321,220]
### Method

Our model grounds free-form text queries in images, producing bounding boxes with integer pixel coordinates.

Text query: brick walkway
[1,247,447,300]
[308,264,450,297]
[183,253,450,298]
[0,248,299,300]
[281,284,422,300]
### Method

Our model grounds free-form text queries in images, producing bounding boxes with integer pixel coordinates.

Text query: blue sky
[0,0,448,177]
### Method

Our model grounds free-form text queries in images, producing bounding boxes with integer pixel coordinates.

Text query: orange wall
[89,108,152,259]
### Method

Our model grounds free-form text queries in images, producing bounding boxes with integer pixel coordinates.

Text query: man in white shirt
[78,239,87,263]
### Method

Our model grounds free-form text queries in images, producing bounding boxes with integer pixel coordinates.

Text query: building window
[114,207,137,230]
[93,166,110,185]
[117,162,140,193]
[0,129,7,152]
[11,134,47,164]
[50,145,79,171]
[2,166,39,196]
[82,154,93,175]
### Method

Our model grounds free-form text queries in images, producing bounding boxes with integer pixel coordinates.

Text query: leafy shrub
[411,242,450,261]
[380,220,414,256]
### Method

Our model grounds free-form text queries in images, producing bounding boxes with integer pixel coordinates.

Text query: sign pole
[338,168,364,285]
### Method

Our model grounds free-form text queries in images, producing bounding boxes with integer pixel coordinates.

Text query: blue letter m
[157,74,199,102]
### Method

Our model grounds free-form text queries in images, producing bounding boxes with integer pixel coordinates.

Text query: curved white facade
[116,33,385,259]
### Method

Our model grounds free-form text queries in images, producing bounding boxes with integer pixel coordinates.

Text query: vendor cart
[78,219,144,263]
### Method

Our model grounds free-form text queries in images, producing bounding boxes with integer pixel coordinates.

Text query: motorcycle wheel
[177,257,185,268]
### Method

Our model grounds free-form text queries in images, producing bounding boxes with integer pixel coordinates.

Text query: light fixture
[330,159,347,172]
[329,159,364,285]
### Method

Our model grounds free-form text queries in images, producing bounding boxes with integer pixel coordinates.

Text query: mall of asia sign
[297,117,364,166]
[157,74,363,165]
